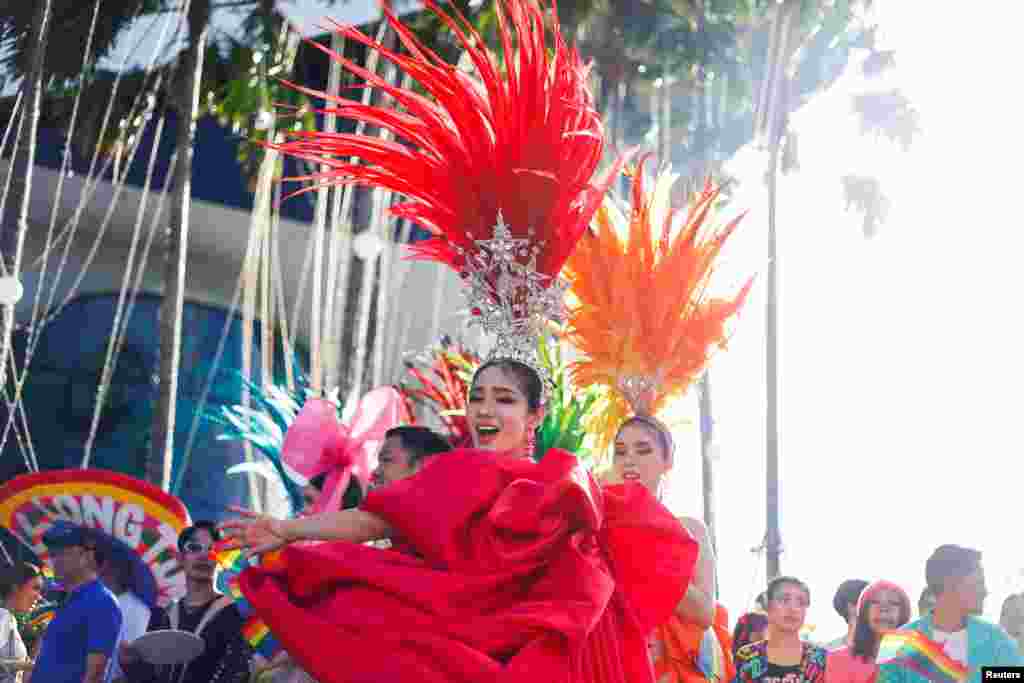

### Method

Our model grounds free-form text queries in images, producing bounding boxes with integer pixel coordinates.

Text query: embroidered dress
[733,640,827,683]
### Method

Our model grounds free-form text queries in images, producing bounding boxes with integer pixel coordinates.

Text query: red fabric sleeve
[239,450,698,683]
[592,483,698,683]
[601,483,697,633]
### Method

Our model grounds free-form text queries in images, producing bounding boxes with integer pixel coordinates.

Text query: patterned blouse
[733,640,827,683]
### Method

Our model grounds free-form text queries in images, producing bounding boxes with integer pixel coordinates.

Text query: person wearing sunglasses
[119,521,251,683]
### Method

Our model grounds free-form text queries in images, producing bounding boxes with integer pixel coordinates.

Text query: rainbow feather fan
[271,0,611,282]
[563,157,753,449]
[877,631,969,683]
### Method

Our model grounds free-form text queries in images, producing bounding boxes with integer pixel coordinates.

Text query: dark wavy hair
[309,473,363,509]
[833,579,869,623]
[766,575,810,604]
[385,426,451,467]
[177,520,221,552]
[926,545,981,595]
[851,582,911,660]
[0,561,41,600]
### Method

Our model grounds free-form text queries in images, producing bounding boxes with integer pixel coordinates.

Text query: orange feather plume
[271,0,609,280]
[563,157,753,449]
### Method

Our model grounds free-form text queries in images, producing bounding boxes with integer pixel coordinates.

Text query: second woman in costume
[564,159,752,683]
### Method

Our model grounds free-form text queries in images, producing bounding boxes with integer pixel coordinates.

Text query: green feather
[534,335,601,468]
[201,370,328,515]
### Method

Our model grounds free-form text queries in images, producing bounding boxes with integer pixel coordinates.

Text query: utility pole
[0,0,52,392]
[756,0,798,582]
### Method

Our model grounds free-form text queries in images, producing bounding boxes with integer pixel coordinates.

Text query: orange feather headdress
[272,0,614,381]
[563,157,753,451]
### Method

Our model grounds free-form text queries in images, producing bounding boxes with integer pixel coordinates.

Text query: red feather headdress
[273,0,612,379]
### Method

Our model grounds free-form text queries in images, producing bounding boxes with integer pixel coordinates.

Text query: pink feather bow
[281,387,404,515]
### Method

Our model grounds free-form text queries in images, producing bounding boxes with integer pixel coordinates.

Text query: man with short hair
[120,521,251,683]
[33,521,123,683]
[826,578,869,650]
[370,426,451,490]
[879,545,1023,683]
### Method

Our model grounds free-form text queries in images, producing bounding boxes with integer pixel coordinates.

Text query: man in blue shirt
[33,521,123,683]
[879,545,1023,683]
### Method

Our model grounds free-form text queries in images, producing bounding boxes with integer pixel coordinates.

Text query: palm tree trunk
[765,122,782,582]
[0,0,53,396]
[147,0,211,490]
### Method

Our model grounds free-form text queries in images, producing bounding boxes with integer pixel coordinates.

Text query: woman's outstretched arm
[220,506,393,554]
[284,508,392,543]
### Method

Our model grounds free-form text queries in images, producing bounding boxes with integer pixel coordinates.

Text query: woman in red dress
[561,160,753,683]
[222,359,698,683]
[611,416,732,683]
[220,2,699,681]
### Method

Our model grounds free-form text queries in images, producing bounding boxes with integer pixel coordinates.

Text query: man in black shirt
[119,521,251,683]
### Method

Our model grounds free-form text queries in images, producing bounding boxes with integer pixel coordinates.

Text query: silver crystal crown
[456,210,568,391]
[616,373,661,414]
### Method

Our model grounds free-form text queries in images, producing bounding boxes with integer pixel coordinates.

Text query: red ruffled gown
[239,449,699,683]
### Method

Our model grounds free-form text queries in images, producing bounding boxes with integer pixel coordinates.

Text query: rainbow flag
[214,544,281,659]
[877,631,969,683]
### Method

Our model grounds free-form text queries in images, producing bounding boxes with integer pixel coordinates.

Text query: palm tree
[752,0,918,580]
[0,0,53,394]
[843,83,918,238]
[148,0,212,490]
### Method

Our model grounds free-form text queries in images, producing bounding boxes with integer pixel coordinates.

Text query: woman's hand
[118,641,140,669]
[0,658,33,673]
[219,506,292,555]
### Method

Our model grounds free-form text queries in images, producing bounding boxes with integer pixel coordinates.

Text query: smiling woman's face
[467,365,541,455]
[612,421,670,492]
[866,588,906,633]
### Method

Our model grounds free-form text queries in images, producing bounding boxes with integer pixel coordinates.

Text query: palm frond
[841,173,890,239]
[852,89,920,151]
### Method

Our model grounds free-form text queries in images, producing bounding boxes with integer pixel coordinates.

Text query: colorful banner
[0,469,191,607]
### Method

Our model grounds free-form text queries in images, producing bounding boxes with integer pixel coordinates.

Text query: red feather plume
[272,0,608,279]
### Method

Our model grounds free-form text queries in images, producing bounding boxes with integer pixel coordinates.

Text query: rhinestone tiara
[455,210,567,394]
